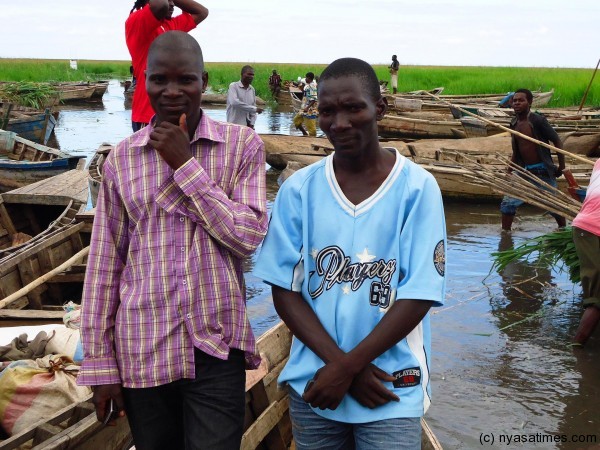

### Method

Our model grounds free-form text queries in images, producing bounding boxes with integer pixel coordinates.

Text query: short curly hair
[318,57,381,102]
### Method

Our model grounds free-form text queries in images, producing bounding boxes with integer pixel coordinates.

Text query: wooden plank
[0,222,84,277]
[245,356,270,391]
[0,309,64,319]
[0,200,18,235]
[422,418,444,450]
[16,259,44,309]
[240,398,289,450]
[0,394,93,449]
[2,170,88,206]
[46,273,86,283]
[246,382,287,450]
[32,423,63,446]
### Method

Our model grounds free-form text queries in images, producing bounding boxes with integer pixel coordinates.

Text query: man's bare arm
[149,0,209,24]
[174,0,209,24]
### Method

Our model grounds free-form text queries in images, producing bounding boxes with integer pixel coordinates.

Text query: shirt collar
[130,110,226,148]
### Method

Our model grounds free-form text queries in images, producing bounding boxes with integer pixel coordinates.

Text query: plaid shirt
[78,112,267,388]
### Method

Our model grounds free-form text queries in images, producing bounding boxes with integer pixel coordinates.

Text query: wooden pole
[0,246,89,309]
[577,58,600,115]
[423,92,595,166]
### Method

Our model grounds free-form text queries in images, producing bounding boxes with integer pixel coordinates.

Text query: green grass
[0,58,131,82]
[1,59,599,107]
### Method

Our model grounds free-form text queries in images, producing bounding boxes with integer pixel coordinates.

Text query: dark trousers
[122,348,246,450]
[573,227,600,307]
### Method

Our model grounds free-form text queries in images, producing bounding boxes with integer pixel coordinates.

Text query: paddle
[577,58,600,115]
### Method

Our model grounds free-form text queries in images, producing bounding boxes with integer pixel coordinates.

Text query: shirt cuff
[77,356,122,386]
[173,157,214,197]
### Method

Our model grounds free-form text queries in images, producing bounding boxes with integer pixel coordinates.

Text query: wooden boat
[392,89,554,114]
[0,219,90,321]
[87,143,113,208]
[0,321,443,449]
[0,132,86,193]
[378,114,466,139]
[266,133,593,201]
[1,103,57,145]
[91,81,109,99]
[56,85,96,103]
[0,169,88,262]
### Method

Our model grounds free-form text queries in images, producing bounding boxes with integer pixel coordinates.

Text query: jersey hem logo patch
[433,240,445,276]
[393,367,421,388]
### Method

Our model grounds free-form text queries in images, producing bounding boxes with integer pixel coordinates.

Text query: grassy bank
[1,59,598,107]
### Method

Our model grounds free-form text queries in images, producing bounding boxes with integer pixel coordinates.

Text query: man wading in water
[500,88,566,231]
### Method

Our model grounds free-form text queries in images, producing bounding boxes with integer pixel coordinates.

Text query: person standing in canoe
[500,88,566,231]
[389,54,400,94]
[255,57,446,449]
[78,31,268,450]
[126,0,209,132]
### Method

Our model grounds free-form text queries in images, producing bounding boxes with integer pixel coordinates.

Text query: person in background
[500,88,566,231]
[77,31,268,450]
[293,71,318,136]
[389,54,400,94]
[226,65,264,129]
[254,57,446,449]
[126,0,208,132]
[269,69,282,98]
[572,158,600,346]
[498,91,515,108]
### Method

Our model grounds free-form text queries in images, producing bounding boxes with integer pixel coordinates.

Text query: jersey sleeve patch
[433,240,445,277]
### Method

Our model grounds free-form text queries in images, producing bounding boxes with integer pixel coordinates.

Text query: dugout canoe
[0,169,88,262]
[56,85,96,103]
[378,114,467,139]
[271,135,593,201]
[260,133,514,170]
[1,103,57,146]
[0,219,91,321]
[0,320,443,450]
[0,132,86,193]
[87,143,113,208]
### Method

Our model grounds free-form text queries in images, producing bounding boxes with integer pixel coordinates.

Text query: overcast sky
[2,0,599,68]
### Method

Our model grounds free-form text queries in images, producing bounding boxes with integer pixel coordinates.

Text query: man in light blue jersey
[254,57,446,449]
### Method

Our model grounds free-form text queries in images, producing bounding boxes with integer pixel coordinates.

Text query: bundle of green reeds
[0,81,57,109]
[492,227,580,283]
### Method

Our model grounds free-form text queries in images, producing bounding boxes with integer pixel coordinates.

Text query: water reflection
[492,232,553,333]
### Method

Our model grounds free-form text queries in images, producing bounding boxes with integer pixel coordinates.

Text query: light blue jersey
[254,149,446,423]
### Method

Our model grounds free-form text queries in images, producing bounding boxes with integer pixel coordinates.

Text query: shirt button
[182,280,187,285]
[186,313,192,319]
[181,247,185,252]
[180,217,184,222]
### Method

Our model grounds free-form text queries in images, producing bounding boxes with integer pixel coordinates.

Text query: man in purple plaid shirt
[77,31,268,450]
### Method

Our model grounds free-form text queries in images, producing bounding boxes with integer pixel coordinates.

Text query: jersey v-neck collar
[325,148,405,218]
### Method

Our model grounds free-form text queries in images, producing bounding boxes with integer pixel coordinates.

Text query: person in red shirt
[126,0,208,131]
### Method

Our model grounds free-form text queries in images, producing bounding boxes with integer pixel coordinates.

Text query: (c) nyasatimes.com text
[479,432,598,446]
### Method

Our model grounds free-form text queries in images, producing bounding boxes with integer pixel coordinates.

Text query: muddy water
[52,81,599,449]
